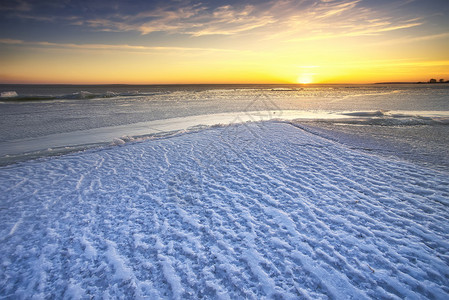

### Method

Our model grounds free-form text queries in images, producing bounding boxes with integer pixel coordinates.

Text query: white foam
[1,91,18,98]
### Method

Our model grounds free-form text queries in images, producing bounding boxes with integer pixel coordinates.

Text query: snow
[2,110,448,165]
[1,121,449,299]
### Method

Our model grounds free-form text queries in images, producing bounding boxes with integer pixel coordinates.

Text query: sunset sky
[1,0,448,84]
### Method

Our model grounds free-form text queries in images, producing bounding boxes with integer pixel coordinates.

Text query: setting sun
[297,74,314,84]
[1,1,449,298]
[0,0,448,84]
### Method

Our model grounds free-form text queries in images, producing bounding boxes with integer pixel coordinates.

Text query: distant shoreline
[375,81,449,84]
[1,82,448,87]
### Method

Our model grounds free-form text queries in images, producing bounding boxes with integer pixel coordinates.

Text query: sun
[297,74,313,84]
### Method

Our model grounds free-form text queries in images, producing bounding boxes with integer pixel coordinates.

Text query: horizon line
[0,81,428,86]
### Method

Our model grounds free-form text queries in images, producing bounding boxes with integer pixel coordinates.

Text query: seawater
[0,84,448,168]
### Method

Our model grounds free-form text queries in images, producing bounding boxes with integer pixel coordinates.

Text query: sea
[1,83,448,170]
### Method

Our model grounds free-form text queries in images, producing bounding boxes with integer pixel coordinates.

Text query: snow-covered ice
[1,121,448,299]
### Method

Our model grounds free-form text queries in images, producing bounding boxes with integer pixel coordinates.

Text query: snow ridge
[1,121,448,298]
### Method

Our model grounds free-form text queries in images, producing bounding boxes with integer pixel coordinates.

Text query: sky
[0,0,448,84]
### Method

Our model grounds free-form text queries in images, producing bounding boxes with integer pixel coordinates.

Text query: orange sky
[0,0,448,84]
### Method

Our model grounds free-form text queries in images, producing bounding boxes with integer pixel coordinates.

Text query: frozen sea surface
[1,84,448,167]
[1,121,449,299]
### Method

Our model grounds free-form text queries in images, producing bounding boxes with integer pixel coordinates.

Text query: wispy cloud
[0,38,24,44]
[324,57,449,68]
[366,32,449,47]
[393,60,449,67]
[275,1,425,42]
[286,20,423,42]
[0,38,246,53]
[0,0,435,41]
[80,3,275,37]
[0,0,31,12]
[74,0,430,42]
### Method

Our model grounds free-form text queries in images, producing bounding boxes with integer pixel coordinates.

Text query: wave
[0,90,163,102]
[1,91,18,98]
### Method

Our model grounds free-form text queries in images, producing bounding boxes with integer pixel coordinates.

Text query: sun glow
[0,1,448,84]
[297,74,314,84]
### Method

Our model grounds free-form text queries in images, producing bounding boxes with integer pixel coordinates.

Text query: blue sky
[1,0,448,83]
[2,0,448,43]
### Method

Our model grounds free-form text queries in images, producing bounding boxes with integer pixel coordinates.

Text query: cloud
[72,0,428,41]
[396,60,449,67]
[366,32,449,47]
[81,3,275,37]
[0,0,433,41]
[286,20,423,42]
[0,38,246,53]
[324,57,449,68]
[275,1,425,42]
[0,38,24,44]
[315,0,361,18]
[0,0,31,12]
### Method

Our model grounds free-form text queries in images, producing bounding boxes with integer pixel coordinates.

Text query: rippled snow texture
[1,122,449,299]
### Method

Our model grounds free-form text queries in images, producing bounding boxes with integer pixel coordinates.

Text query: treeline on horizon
[376,78,449,84]
[421,78,449,84]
